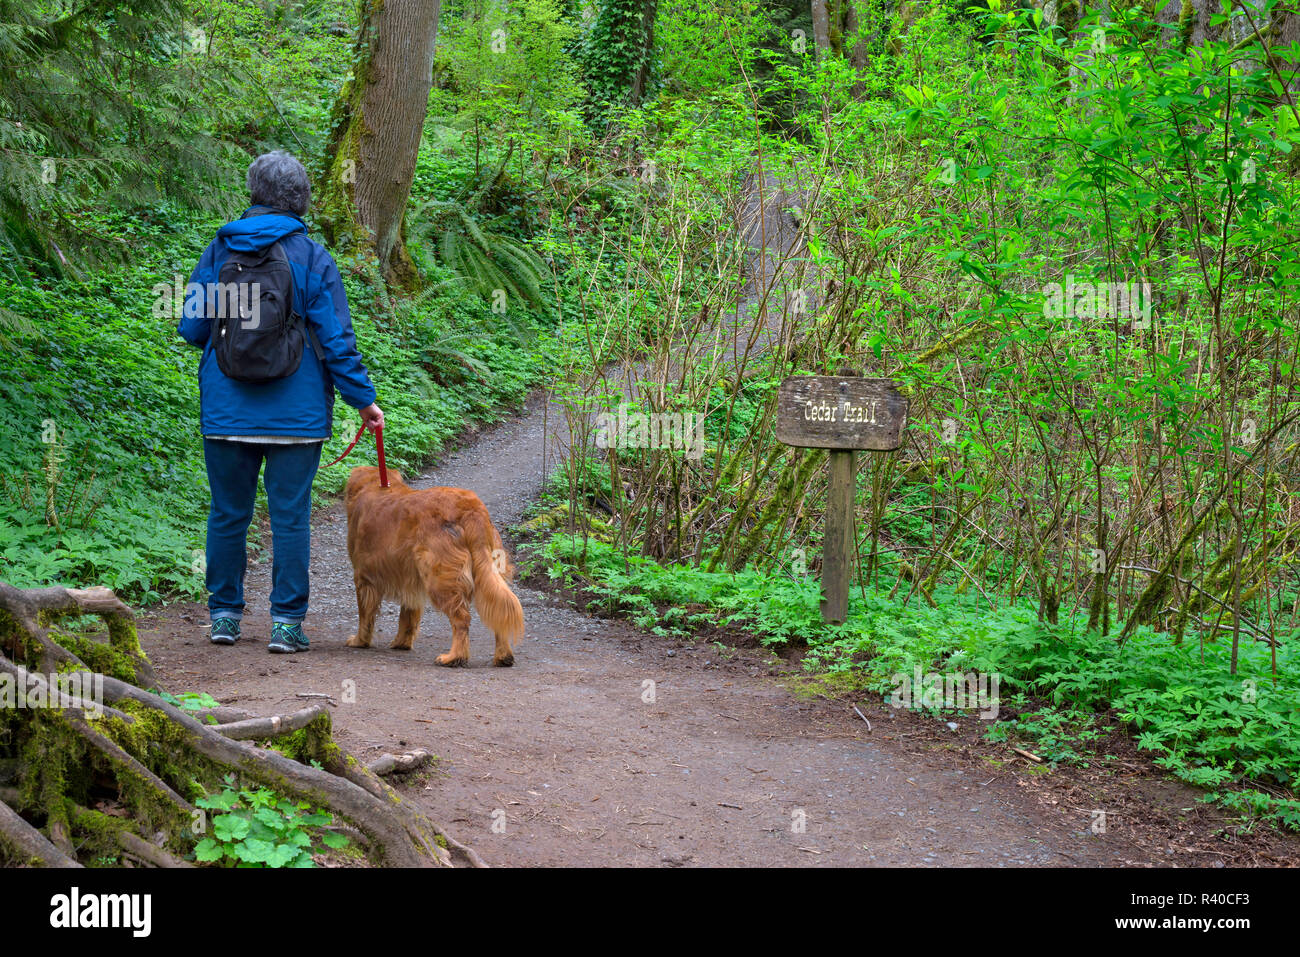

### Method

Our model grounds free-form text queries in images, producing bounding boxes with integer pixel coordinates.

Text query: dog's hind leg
[391,604,423,651]
[346,576,382,649]
[434,600,471,667]
[492,629,514,668]
[413,545,472,667]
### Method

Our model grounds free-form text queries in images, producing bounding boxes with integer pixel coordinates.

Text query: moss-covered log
[0,581,484,868]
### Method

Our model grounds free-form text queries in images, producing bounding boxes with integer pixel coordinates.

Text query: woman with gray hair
[178,150,385,654]
[247,149,313,216]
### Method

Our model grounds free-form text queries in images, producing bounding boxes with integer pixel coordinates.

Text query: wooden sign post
[775,372,908,625]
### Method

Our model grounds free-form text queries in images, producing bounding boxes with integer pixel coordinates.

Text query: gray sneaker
[267,621,309,654]
[210,617,241,645]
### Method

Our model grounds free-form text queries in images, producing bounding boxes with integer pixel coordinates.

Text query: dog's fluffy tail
[464,510,525,650]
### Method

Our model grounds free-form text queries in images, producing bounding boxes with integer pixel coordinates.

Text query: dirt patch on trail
[535,569,1300,868]
[135,396,1291,867]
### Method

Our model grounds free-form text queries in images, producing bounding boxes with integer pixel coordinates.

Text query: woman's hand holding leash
[323,402,389,487]
[359,403,385,434]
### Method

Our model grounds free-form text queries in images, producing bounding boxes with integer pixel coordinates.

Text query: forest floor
[136,392,1300,867]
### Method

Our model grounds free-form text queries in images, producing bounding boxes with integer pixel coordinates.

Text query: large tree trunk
[811,0,831,58]
[844,0,870,96]
[317,0,442,288]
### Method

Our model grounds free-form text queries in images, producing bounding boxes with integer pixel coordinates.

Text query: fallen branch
[214,704,330,741]
[367,749,433,776]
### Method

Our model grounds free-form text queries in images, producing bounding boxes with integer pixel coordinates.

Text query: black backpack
[209,211,323,383]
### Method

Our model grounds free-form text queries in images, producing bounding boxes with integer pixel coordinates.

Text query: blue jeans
[203,439,322,624]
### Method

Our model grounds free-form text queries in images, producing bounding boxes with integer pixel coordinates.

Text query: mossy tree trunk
[0,582,482,868]
[628,0,658,108]
[844,1,869,93]
[811,0,831,58]
[316,0,443,289]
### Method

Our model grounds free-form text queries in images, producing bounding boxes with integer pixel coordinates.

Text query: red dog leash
[323,422,389,488]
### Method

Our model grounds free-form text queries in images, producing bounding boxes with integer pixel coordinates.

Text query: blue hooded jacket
[178,207,377,439]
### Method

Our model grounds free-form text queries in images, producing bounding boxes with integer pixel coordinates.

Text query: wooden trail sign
[775,376,908,450]
[775,374,908,625]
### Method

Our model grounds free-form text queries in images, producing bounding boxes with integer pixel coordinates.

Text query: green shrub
[193,777,348,868]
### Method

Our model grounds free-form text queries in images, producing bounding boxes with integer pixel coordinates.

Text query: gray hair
[246,150,310,216]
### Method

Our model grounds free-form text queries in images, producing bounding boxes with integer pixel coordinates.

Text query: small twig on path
[853,705,872,731]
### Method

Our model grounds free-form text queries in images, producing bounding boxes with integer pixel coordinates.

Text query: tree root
[64,802,193,868]
[368,749,433,776]
[66,714,194,816]
[194,706,257,724]
[0,581,485,868]
[0,582,155,687]
[117,829,194,868]
[0,798,80,867]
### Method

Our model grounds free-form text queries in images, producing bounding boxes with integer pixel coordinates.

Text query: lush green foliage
[193,777,348,867]
[576,0,656,116]
[0,0,312,277]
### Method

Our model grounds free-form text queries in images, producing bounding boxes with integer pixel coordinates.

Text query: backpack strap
[305,322,326,362]
[266,240,326,362]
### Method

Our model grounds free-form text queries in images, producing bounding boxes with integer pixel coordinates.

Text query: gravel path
[138,394,1153,867]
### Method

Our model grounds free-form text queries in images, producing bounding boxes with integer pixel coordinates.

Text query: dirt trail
[137,394,1157,867]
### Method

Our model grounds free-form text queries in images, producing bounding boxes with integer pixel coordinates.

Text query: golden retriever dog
[343,466,524,667]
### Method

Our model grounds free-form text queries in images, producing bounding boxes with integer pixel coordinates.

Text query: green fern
[0,0,247,276]
[413,198,552,318]
[0,304,41,351]
[386,285,494,384]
